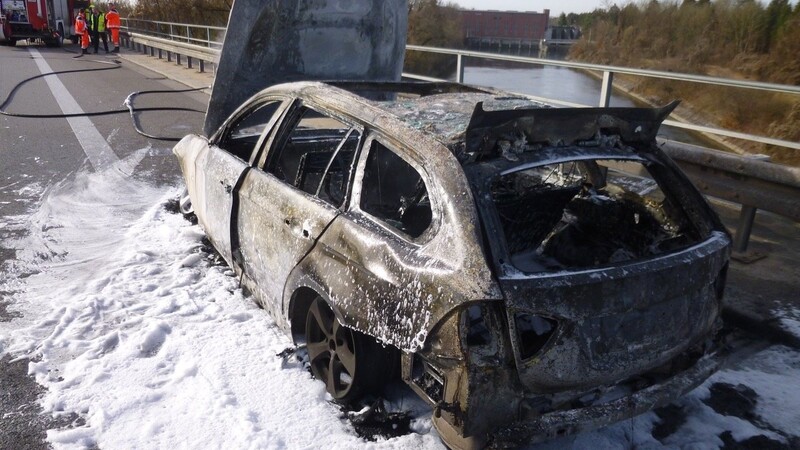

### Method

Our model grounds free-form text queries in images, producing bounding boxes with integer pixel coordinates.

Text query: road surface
[0,42,205,449]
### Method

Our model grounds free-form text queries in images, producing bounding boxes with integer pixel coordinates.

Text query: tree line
[119,0,231,26]
[564,0,799,163]
[566,0,799,85]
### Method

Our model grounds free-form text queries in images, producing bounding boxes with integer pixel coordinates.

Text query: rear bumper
[435,345,726,449]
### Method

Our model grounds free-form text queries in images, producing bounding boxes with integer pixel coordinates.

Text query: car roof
[259,81,675,170]
[262,80,548,144]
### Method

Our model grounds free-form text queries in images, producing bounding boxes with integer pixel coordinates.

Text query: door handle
[220,180,232,194]
[284,218,310,239]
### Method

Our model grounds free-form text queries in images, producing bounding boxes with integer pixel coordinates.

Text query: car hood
[205,0,408,135]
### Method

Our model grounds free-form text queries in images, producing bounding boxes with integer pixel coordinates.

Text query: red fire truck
[0,0,89,47]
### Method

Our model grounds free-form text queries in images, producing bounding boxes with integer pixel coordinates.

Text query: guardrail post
[188,56,193,69]
[456,54,464,83]
[731,154,772,257]
[599,70,614,107]
[199,60,205,73]
[733,206,757,253]
[176,54,181,66]
[167,51,172,62]
[158,48,162,59]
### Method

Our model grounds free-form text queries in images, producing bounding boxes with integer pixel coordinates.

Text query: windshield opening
[491,159,702,273]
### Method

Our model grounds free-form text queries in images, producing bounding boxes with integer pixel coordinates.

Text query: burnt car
[173,81,731,449]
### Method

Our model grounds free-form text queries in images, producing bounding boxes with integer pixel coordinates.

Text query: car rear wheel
[305,296,384,402]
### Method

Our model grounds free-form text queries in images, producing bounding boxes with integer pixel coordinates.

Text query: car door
[235,104,363,315]
[196,98,287,265]
[309,134,446,350]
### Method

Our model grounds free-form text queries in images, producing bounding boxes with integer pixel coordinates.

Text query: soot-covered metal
[174,81,731,449]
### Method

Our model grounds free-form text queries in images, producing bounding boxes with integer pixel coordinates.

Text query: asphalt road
[0,41,208,449]
[0,42,207,261]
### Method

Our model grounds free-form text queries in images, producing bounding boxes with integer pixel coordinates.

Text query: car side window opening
[266,107,360,207]
[360,140,432,239]
[217,101,282,161]
[491,159,703,273]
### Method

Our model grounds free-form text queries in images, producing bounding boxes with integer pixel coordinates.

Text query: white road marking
[28,48,119,170]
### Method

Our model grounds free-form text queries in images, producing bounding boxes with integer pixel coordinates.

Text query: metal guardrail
[128,32,219,72]
[118,20,800,254]
[123,19,224,49]
[660,141,800,253]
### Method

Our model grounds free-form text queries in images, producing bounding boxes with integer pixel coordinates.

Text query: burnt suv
[173,81,730,449]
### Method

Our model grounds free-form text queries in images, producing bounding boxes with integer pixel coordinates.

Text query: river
[462,61,721,149]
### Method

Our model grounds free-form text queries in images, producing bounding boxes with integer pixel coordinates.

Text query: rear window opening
[491,159,702,273]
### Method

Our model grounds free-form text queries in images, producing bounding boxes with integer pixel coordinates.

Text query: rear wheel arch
[288,286,319,341]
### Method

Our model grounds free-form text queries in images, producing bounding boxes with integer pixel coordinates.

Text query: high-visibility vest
[75,16,86,35]
[86,13,105,31]
[96,13,106,32]
[106,10,120,29]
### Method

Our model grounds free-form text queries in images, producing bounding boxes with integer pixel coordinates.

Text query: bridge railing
[116,20,800,255]
[122,19,225,49]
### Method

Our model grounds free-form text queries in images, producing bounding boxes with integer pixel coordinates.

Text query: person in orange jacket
[75,10,89,55]
[106,3,120,53]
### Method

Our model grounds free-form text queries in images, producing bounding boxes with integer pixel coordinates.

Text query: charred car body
[173,81,731,449]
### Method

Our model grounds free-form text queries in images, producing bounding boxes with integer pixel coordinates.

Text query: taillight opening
[514,313,558,360]
[464,304,492,347]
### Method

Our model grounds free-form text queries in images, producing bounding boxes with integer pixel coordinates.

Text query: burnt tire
[305,296,386,402]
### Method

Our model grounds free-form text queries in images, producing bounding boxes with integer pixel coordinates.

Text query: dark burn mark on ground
[704,382,758,420]
[652,404,687,442]
[344,399,412,441]
[706,382,799,449]
[719,431,792,450]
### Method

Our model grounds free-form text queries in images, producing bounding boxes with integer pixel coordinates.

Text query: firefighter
[106,3,120,53]
[75,10,89,55]
[90,5,108,53]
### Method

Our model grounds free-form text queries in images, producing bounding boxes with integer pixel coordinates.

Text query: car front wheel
[305,296,385,402]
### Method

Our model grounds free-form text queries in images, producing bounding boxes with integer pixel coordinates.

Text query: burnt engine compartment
[492,160,701,273]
